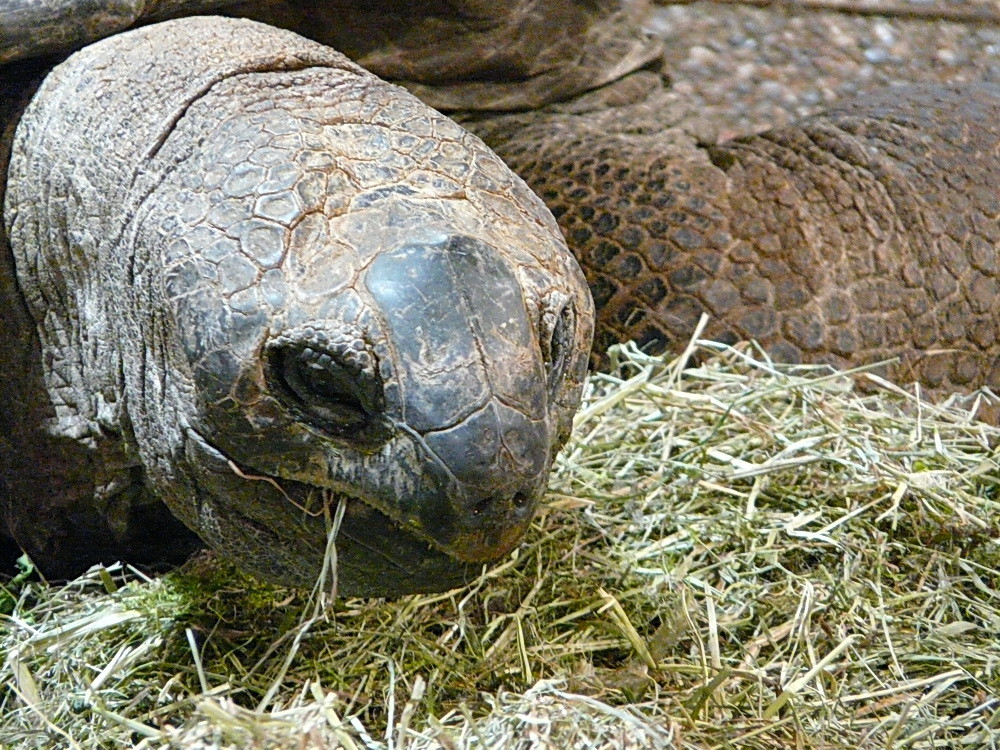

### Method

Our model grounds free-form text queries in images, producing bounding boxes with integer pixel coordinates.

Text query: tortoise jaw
[342,488,538,568]
[256,455,543,567]
[221,494,487,597]
[181,428,534,595]
[364,483,541,565]
[287,477,542,568]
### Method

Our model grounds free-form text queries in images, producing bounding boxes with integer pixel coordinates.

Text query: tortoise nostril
[468,490,536,520]
[265,342,391,448]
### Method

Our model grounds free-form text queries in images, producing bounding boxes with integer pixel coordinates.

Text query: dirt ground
[645,0,1000,140]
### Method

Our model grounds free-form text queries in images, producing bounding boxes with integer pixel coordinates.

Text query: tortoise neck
[242,0,663,112]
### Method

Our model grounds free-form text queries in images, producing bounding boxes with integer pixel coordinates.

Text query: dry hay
[3,333,1000,749]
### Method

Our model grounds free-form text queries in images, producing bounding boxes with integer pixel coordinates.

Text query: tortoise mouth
[215,482,485,597]
[183,429,499,596]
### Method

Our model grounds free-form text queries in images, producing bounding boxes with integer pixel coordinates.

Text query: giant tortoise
[2,1,999,595]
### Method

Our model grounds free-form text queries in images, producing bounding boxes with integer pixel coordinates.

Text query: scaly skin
[0,17,593,595]
[0,0,661,109]
[465,75,1000,402]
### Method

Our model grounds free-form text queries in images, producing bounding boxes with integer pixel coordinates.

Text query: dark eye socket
[541,300,576,401]
[266,344,390,448]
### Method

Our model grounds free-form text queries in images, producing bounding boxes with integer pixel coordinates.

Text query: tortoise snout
[457,478,539,531]
[421,401,550,562]
[442,484,541,563]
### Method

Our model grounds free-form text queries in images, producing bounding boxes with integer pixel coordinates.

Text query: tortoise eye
[540,297,576,402]
[266,343,391,448]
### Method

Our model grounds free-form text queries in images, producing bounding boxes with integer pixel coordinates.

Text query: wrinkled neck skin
[1,1,663,110]
[4,17,593,595]
[0,56,171,574]
[230,0,663,111]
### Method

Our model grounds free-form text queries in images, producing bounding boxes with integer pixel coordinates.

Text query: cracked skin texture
[9,3,1000,402]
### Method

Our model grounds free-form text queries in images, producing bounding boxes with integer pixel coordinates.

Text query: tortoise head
[134,55,593,595]
[5,17,592,595]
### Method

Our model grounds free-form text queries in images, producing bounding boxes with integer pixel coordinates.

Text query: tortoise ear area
[539,293,577,404]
